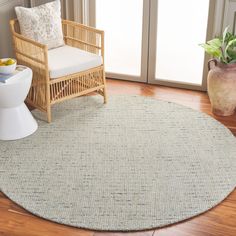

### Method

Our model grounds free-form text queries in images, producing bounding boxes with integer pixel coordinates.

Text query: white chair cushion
[48,45,103,79]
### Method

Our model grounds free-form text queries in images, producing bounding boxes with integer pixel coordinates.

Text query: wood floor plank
[93,231,154,236]
[153,192,236,236]
[0,79,235,235]
[0,193,31,216]
[0,208,93,236]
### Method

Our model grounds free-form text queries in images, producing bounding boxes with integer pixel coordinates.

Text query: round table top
[0,66,32,86]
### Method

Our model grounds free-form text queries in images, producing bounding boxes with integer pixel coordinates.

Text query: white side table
[0,67,38,140]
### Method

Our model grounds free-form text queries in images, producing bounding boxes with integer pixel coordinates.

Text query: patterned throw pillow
[15,0,64,49]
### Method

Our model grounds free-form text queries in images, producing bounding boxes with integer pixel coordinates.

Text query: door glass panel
[155,0,210,85]
[96,0,143,76]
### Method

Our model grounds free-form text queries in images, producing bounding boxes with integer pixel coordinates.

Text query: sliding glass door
[90,0,215,90]
[90,0,149,82]
[148,0,214,90]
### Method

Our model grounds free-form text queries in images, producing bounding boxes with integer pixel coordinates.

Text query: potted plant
[200,27,236,116]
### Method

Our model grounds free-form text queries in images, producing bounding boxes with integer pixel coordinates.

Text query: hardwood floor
[0,79,236,236]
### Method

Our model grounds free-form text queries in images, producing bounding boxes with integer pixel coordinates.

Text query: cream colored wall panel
[30,0,76,20]
[31,0,65,19]
[74,0,83,23]
[213,0,225,36]
[30,0,50,6]
[223,0,236,33]
[0,0,28,57]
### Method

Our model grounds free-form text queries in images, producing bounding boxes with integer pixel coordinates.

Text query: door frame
[89,0,150,83]
[147,0,217,91]
[86,0,218,91]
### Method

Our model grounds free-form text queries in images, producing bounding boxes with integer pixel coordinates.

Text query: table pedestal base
[0,103,38,141]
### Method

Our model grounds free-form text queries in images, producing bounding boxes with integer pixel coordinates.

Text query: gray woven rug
[0,95,236,231]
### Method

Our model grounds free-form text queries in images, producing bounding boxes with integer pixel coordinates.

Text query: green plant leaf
[199,26,236,64]
[223,26,230,45]
[225,33,236,45]
[225,38,236,61]
[207,38,222,49]
[229,59,236,64]
[226,38,236,48]
[227,48,236,58]
[199,43,222,58]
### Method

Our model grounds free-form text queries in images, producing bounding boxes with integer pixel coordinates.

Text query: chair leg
[103,86,108,104]
[102,71,108,104]
[46,82,52,123]
[46,106,52,123]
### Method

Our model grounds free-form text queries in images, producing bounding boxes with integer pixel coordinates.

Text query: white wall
[0,0,29,57]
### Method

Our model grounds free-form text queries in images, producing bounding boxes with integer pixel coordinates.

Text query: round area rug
[0,95,236,231]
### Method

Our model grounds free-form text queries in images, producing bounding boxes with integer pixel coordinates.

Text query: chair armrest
[10,30,50,84]
[10,18,48,71]
[62,19,104,35]
[11,32,48,66]
[62,20,104,58]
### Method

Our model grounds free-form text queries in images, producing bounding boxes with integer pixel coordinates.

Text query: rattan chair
[10,19,107,123]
